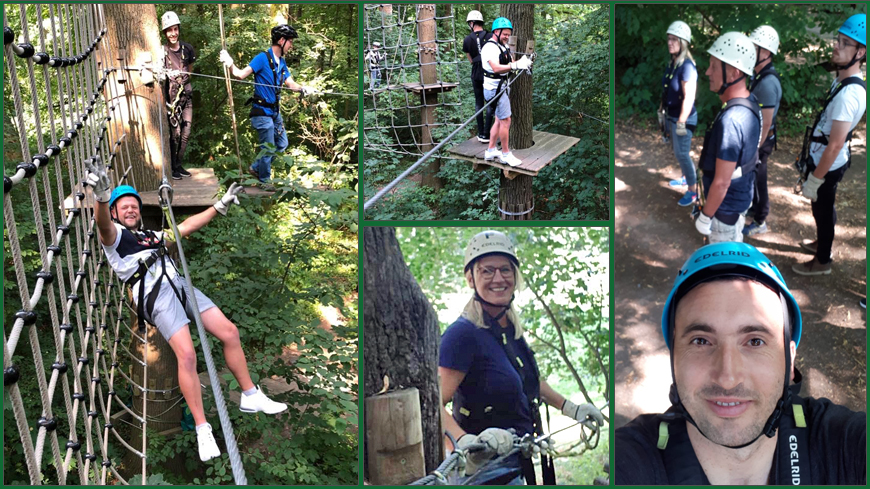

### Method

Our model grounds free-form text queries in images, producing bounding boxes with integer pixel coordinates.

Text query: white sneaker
[500,152,522,167]
[239,386,288,414]
[196,423,221,462]
[484,147,501,161]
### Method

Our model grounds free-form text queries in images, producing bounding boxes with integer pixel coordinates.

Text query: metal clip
[157,178,173,208]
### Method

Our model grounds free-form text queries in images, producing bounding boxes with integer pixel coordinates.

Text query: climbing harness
[794,76,866,192]
[166,88,184,127]
[749,63,781,149]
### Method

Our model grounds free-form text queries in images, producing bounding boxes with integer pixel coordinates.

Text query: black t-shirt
[615,396,866,485]
[164,41,196,96]
[463,30,492,82]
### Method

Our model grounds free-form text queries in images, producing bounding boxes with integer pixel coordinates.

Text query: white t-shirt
[810,75,867,172]
[101,223,177,303]
[480,41,508,91]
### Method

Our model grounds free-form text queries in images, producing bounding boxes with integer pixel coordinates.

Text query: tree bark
[363,227,442,479]
[417,4,443,191]
[499,4,534,220]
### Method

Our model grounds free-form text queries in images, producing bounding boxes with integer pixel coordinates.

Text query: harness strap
[126,246,187,331]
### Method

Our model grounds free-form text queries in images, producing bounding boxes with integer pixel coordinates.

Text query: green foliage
[615,4,867,136]
[364,4,609,220]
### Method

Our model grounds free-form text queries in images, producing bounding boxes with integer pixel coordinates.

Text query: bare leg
[488,117,502,151]
[200,307,255,392]
[499,116,511,152]
[167,326,206,426]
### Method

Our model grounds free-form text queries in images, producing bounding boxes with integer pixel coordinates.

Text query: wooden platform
[446,130,580,179]
[369,82,459,95]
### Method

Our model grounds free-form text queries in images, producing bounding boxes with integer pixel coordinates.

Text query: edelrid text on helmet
[491,17,513,32]
[161,11,180,32]
[271,24,298,45]
[464,230,518,272]
[707,31,757,76]
[749,25,780,56]
[667,20,691,43]
[109,185,142,210]
[661,242,802,350]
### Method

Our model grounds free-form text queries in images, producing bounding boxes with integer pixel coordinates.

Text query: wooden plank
[63,167,221,210]
[445,130,580,176]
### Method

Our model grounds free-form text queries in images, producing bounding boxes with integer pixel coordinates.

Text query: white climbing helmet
[667,21,691,43]
[749,25,779,55]
[467,10,484,25]
[707,31,757,76]
[464,230,518,272]
[161,11,180,31]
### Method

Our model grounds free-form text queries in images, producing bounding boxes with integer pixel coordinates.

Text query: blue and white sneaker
[677,191,697,207]
[743,221,769,236]
[669,176,687,187]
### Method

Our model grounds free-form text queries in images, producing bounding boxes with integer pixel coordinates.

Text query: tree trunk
[417,4,443,191]
[499,4,534,220]
[363,227,442,479]
[102,3,166,191]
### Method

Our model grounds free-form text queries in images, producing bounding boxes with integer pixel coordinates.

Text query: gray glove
[213,182,243,215]
[675,121,687,136]
[657,109,665,128]
[802,173,824,202]
[695,211,713,236]
[301,86,319,97]
[456,428,514,475]
[562,400,605,428]
[84,157,112,203]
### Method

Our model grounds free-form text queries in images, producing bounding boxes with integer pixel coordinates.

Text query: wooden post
[499,4,535,220]
[365,388,427,485]
[417,4,443,190]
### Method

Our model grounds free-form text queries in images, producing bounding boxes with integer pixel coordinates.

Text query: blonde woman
[438,230,604,485]
[660,21,699,207]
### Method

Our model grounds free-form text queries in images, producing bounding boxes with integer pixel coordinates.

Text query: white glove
[456,428,514,475]
[219,50,234,68]
[675,121,687,136]
[213,182,243,215]
[562,400,605,428]
[802,173,824,202]
[84,157,112,203]
[695,211,713,236]
[301,86,319,97]
[513,55,532,71]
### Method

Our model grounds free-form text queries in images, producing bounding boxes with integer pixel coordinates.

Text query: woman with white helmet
[660,21,699,207]
[439,230,605,484]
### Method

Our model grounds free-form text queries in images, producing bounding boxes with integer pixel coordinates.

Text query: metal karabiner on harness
[794,76,866,193]
[166,88,184,128]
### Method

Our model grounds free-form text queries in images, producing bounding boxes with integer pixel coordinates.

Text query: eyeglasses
[477,266,514,280]
[832,36,858,49]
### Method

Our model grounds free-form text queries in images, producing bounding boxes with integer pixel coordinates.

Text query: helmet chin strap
[836,49,863,71]
[717,60,746,96]
[754,46,771,67]
[668,291,793,450]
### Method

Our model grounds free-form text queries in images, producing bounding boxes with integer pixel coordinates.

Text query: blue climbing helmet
[839,13,866,46]
[491,17,513,32]
[109,185,142,209]
[661,242,802,350]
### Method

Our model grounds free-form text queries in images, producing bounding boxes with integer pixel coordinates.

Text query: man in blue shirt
[695,32,761,243]
[220,25,317,185]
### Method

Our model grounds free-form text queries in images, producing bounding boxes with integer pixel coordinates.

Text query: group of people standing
[659,14,866,278]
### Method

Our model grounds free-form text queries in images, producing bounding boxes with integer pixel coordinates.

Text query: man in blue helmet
[792,13,866,276]
[694,33,762,243]
[480,16,533,167]
[615,242,865,485]
[85,159,287,463]
[219,25,318,185]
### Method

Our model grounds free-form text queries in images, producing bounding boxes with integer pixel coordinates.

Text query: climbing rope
[217,5,244,176]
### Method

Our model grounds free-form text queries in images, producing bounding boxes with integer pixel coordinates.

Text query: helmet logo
[693,250,751,263]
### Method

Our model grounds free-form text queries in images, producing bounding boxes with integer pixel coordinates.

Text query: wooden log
[365,388,426,485]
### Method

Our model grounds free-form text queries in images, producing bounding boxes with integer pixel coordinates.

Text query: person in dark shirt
[660,20,699,207]
[439,230,605,484]
[462,10,493,143]
[615,242,866,485]
[695,32,761,243]
[161,11,196,180]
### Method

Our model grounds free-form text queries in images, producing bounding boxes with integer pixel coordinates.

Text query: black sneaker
[172,171,183,180]
[178,168,191,177]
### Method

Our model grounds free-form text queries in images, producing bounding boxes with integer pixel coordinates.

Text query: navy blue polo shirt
[662,59,698,119]
[249,50,290,116]
[440,317,536,436]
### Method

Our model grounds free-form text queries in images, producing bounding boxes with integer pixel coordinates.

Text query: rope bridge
[3,4,245,484]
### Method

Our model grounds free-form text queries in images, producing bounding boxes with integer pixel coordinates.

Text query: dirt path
[614,120,867,428]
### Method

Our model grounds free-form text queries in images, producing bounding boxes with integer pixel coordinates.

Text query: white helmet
[467,10,484,25]
[161,11,180,31]
[749,25,779,55]
[667,21,691,43]
[464,230,518,272]
[707,31,756,76]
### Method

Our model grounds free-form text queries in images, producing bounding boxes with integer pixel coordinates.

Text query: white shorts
[708,214,746,244]
[484,86,511,120]
[145,275,216,341]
